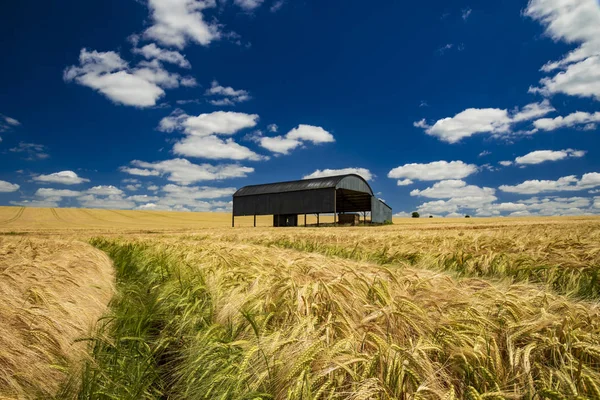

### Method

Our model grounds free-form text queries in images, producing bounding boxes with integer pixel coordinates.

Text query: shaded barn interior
[232,174,392,227]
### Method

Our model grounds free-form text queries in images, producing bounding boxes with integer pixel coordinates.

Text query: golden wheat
[0,237,114,399]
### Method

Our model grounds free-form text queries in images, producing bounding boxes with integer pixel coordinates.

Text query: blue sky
[1,0,599,216]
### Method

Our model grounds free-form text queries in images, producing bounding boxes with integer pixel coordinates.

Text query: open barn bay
[1,207,599,399]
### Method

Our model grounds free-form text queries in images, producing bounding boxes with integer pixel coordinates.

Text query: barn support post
[317,213,320,226]
[232,214,235,228]
[304,214,307,227]
[333,189,337,226]
[253,214,256,227]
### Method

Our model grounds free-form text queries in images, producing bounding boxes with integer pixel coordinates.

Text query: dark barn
[232,174,392,227]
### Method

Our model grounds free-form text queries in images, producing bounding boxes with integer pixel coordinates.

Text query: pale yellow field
[2,207,600,399]
[1,206,594,233]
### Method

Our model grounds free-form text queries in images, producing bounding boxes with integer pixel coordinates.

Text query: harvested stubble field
[0,206,599,399]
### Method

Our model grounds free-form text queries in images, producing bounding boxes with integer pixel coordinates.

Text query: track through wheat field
[0,206,599,399]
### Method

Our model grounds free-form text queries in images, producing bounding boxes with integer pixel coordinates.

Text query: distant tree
[465,215,471,218]
[429,215,433,218]
[411,212,420,218]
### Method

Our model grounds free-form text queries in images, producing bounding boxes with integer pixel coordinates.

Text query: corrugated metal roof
[234,174,373,197]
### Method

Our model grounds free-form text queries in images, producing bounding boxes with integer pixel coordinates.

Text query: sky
[1,0,599,217]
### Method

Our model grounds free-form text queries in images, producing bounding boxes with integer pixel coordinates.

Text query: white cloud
[415,101,554,143]
[478,150,491,157]
[77,194,136,210]
[158,110,263,161]
[258,124,335,155]
[87,185,124,196]
[515,149,586,165]
[125,184,142,191]
[594,198,600,208]
[0,180,20,193]
[173,135,265,160]
[259,136,301,155]
[162,184,235,199]
[128,194,160,203]
[267,124,278,132]
[35,188,81,198]
[533,111,600,131]
[119,167,161,177]
[10,199,60,208]
[396,179,414,186]
[286,125,335,144]
[143,0,221,49]
[525,0,600,101]
[411,179,496,201]
[132,43,191,68]
[388,161,477,183]
[205,80,251,105]
[499,173,600,194]
[33,171,90,185]
[133,184,234,212]
[511,100,556,122]
[0,114,20,132]
[234,0,264,10]
[64,49,195,107]
[9,142,49,160]
[302,168,374,181]
[159,110,259,136]
[499,161,513,167]
[123,158,254,184]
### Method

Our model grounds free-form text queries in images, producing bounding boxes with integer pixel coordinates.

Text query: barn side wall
[233,188,335,216]
[371,198,392,223]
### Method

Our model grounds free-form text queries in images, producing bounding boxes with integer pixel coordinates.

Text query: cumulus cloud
[159,109,259,136]
[388,161,477,183]
[77,193,136,210]
[525,0,600,101]
[132,43,191,68]
[121,158,254,185]
[9,142,49,160]
[499,161,513,167]
[411,179,496,200]
[414,101,555,143]
[499,173,600,194]
[286,125,335,144]
[143,0,221,49]
[258,124,335,155]
[533,111,600,131]
[33,170,90,185]
[396,179,414,186]
[64,49,196,107]
[258,136,301,155]
[35,188,81,198]
[132,184,234,212]
[302,168,374,181]
[205,80,251,106]
[0,180,20,193]
[87,185,124,196]
[173,135,266,160]
[158,110,262,160]
[515,149,586,165]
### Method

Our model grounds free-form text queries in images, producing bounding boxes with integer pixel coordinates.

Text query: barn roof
[233,174,374,197]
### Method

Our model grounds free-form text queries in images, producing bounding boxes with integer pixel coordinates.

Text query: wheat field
[0,206,599,399]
